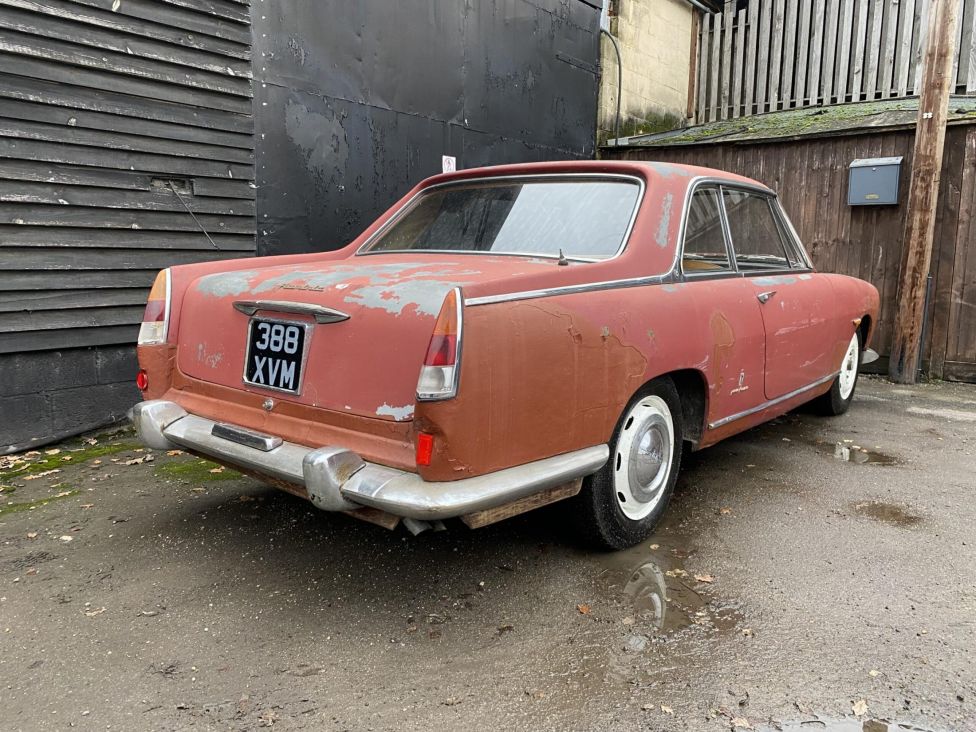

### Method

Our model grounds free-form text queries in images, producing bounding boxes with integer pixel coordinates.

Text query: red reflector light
[136,369,149,391]
[416,432,434,467]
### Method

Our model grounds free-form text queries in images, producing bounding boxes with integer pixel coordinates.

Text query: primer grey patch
[655,192,673,247]
[646,161,692,178]
[345,279,459,317]
[376,403,415,421]
[752,275,798,286]
[249,263,480,297]
[195,271,261,298]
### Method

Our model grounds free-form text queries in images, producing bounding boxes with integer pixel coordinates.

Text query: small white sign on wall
[442,155,457,173]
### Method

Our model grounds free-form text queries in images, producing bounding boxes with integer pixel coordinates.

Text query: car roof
[421,159,774,195]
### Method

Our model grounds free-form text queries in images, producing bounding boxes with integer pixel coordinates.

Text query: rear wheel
[812,332,860,416]
[572,378,683,550]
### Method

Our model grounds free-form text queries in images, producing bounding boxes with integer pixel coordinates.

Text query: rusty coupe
[132,161,879,549]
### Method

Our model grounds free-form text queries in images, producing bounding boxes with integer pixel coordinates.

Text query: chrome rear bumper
[130,400,608,521]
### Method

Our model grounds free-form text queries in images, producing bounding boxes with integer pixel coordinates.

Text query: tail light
[416,288,462,401]
[138,269,171,345]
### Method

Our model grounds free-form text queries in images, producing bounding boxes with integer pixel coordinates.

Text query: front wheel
[571,378,684,550]
[812,332,861,416]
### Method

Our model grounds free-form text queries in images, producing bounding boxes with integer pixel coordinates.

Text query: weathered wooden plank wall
[696,0,976,123]
[608,125,976,382]
[0,0,254,450]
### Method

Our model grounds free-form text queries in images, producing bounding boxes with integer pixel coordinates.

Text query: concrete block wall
[599,0,696,141]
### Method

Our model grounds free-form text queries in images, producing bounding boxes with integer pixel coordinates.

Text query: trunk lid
[176,255,551,421]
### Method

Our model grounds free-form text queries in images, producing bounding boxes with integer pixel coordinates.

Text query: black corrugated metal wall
[0,0,256,451]
[0,0,601,453]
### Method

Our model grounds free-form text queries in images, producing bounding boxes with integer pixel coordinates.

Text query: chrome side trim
[355,172,646,263]
[211,422,282,452]
[707,371,839,429]
[233,300,350,324]
[465,274,670,307]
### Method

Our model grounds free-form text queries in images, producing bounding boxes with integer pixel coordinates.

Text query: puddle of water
[760,717,938,732]
[594,537,741,636]
[833,443,898,465]
[852,501,922,527]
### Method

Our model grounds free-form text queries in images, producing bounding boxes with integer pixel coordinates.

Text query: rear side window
[722,189,792,271]
[682,187,731,273]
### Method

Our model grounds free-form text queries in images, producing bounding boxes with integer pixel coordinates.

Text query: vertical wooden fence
[696,0,976,123]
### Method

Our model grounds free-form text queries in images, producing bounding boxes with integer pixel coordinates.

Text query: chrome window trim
[240,316,315,396]
[464,274,671,307]
[708,370,839,429]
[355,173,646,263]
[678,183,737,279]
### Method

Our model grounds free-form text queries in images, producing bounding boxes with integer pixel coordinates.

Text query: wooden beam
[889,0,961,383]
[460,479,583,529]
[687,9,700,120]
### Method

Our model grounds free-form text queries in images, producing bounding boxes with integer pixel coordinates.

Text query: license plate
[243,318,309,394]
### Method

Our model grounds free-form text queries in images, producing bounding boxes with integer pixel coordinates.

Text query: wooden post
[889,0,960,383]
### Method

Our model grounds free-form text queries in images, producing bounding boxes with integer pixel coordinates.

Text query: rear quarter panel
[415,282,762,481]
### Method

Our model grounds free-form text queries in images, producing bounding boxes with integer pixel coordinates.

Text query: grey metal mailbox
[848,156,903,206]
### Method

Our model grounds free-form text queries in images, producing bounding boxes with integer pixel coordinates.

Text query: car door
[679,185,767,423]
[721,187,837,400]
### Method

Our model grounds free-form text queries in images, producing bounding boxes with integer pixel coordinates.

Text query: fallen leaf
[258,708,278,726]
[720,507,732,515]
[25,568,37,576]
[732,717,753,729]
[694,574,715,583]
[61,456,73,462]
[26,532,37,540]
[54,491,72,498]
[23,469,61,481]
[124,455,154,466]
[166,450,184,457]
[209,466,225,474]
[85,607,106,617]
[852,699,868,716]
[44,449,61,456]
[59,535,73,543]
[649,543,660,550]
[83,438,98,446]
[92,460,102,465]
[81,504,94,509]
[661,705,674,715]
[577,604,591,615]
[665,568,688,577]
[190,487,207,493]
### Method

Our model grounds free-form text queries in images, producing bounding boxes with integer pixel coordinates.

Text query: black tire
[570,377,684,550]
[812,332,861,416]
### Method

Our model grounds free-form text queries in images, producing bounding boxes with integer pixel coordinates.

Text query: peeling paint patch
[655,193,673,247]
[647,162,692,178]
[752,275,798,286]
[376,403,415,421]
[195,271,261,298]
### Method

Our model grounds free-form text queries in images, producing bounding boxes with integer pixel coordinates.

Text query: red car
[131,161,879,549]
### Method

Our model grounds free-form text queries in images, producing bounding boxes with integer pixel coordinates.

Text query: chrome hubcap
[838,334,859,400]
[614,396,674,521]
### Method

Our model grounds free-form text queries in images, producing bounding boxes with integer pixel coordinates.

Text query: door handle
[757,290,777,304]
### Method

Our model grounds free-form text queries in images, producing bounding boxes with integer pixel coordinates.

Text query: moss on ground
[155,458,242,482]
[0,489,79,516]
[0,441,141,480]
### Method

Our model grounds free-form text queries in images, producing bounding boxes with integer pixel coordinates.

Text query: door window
[722,189,793,271]
[682,187,732,273]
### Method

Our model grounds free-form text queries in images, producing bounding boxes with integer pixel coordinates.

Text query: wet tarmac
[0,376,973,731]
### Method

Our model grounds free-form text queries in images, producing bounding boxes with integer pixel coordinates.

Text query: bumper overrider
[130,400,609,523]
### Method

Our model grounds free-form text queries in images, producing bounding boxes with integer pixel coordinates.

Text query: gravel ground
[0,376,973,732]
